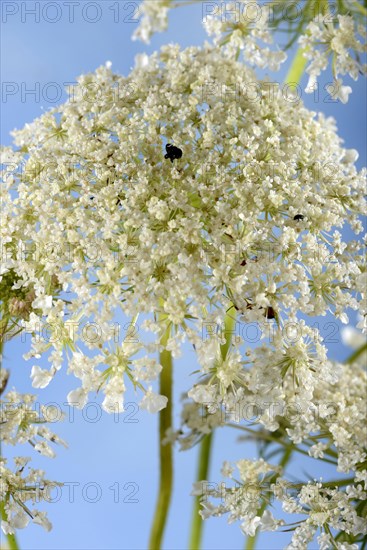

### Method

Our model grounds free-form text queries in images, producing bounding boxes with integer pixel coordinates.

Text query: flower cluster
[282,480,367,549]
[196,456,366,549]
[132,0,171,44]
[0,369,66,535]
[1,35,366,547]
[175,339,367,546]
[133,1,366,101]
[0,457,61,535]
[192,458,284,532]
[300,13,367,103]
[202,0,287,70]
[1,41,366,417]
[166,393,225,450]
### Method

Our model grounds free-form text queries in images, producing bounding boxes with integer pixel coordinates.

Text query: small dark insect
[265,306,276,319]
[240,255,258,266]
[293,214,304,221]
[164,143,182,163]
[234,301,254,312]
[234,301,276,320]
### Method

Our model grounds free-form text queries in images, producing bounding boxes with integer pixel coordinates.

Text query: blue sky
[1,2,366,550]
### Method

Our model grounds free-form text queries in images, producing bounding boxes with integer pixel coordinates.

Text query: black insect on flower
[265,306,276,320]
[233,301,254,312]
[293,214,304,221]
[240,255,258,266]
[164,143,182,163]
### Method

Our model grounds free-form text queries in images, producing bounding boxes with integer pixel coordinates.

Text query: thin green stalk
[148,316,173,550]
[228,423,337,465]
[0,501,19,550]
[189,309,237,550]
[284,46,308,86]
[245,447,293,550]
[284,0,330,86]
[352,0,367,16]
[303,477,354,488]
[220,309,237,362]
[189,432,213,550]
[172,0,199,7]
[345,341,367,364]
[0,339,18,549]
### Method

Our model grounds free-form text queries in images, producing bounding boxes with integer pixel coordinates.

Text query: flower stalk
[0,501,19,550]
[148,314,173,550]
[189,432,213,550]
[284,46,308,86]
[244,447,293,550]
[189,308,237,550]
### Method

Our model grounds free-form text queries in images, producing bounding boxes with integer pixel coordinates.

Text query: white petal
[30,366,53,389]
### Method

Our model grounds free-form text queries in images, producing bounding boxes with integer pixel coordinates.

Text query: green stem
[189,432,213,550]
[228,424,337,465]
[0,340,18,549]
[0,501,19,550]
[245,531,258,550]
[220,309,237,362]
[284,0,330,86]
[171,0,199,7]
[148,317,173,550]
[284,46,308,86]
[345,341,367,364]
[245,447,293,550]
[352,0,367,16]
[188,308,236,550]
[308,477,354,488]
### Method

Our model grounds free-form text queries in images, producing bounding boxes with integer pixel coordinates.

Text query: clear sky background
[1,2,366,550]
